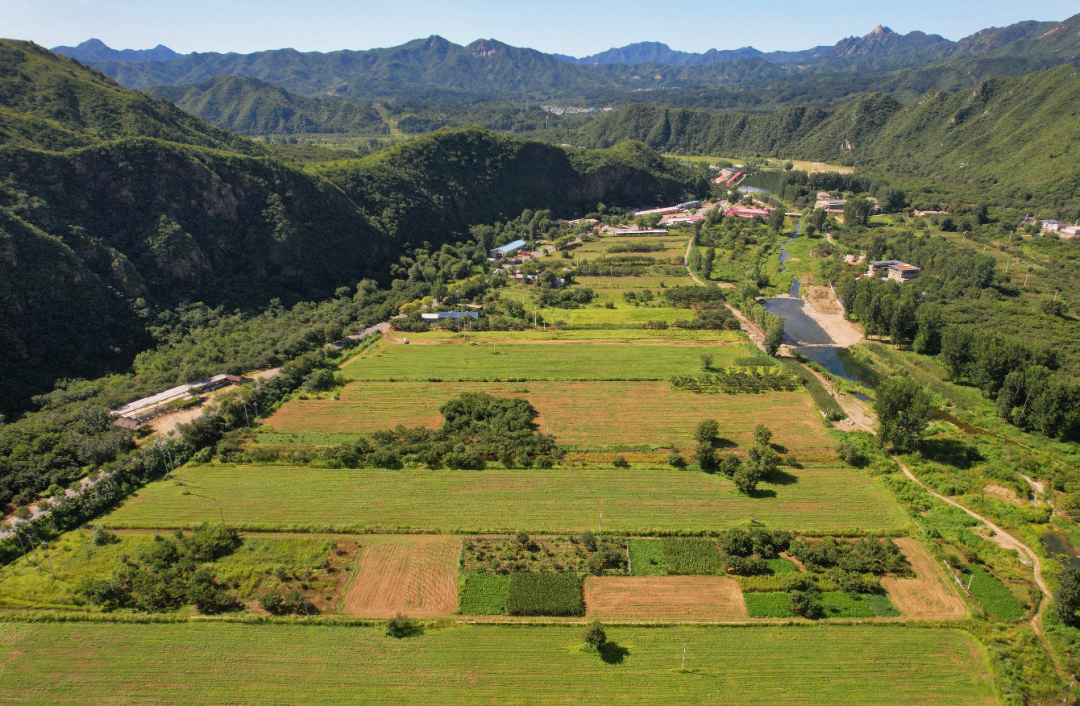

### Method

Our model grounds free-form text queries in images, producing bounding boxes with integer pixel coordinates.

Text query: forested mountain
[555,42,772,68]
[145,76,387,135]
[0,40,703,416]
[86,36,623,100]
[560,64,1080,208]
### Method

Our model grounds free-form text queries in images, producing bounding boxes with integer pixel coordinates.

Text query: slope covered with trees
[145,76,387,136]
[0,40,704,417]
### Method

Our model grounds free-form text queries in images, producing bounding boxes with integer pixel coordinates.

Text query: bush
[583,619,607,651]
[694,443,718,471]
[91,526,118,546]
[667,451,686,468]
[612,455,629,468]
[386,613,423,638]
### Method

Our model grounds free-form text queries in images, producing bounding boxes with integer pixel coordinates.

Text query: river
[762,282,879,391]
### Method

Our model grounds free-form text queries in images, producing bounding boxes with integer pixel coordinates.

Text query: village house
[867,260,921,283]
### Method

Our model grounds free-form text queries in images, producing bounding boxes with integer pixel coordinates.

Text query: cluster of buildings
[865,260,921,283]
[725,206,773,220]
[1031,218,1080,237]
[110,374,240,429]
[541,106,613,116]
[712,167,744,186]
[489,239,529,261]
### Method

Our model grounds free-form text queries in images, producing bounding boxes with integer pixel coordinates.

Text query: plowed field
[343,535,460,618]
[584,576,746,620]
[882,538,967,620]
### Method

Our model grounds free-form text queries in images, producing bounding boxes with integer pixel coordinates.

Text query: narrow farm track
[893,456,1066,680]
[683,234,766,350]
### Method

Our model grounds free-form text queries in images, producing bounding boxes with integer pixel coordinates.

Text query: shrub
[612,455,629,468]
[515,531,530,546]
[386,614,423,638]
[694,443,718,471]
[667,451,686,468]
[583,620,607,651]
[91,526,118,546]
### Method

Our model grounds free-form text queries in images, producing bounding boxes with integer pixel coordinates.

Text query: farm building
[420,311,480,320]
[602,227,669,235]
[490,239,528,259]
[633,206,681,217]
[815,198,846,214]
[725,207,772,219]
[109,374,240,427]
[867,260,921,283]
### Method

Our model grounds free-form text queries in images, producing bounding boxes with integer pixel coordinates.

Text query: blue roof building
[490,239,528,259]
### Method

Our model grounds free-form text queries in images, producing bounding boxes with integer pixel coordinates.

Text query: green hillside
[145,76,388,135]
[561,65,1080,207]
[0,40,703,415]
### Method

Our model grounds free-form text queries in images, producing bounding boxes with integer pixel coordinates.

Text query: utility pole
[219,506,226,525]
[599,508,602,533]
[682,643,687,672]
[24,532,41,569]
[42,541,55,580]
[12,529,29,564]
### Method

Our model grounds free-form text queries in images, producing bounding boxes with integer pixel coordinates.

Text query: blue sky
[2,0,1076,57]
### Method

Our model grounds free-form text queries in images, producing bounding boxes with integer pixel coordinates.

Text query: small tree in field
[515,531,530,547]
[753,424,773,448]
[694,420,720,445]
[583,619,607,652]
[386,614,422,638]
[700,353,714,370]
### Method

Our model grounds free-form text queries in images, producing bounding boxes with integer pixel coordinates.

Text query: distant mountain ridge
[48,13,1080,105]
[51,38,181,63]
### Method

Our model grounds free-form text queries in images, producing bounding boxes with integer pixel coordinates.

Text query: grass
[0,623,996,704]
[819,592,877,619]
[865,593,902,617]
[396,328,738,341]
[213,536,335,600]
[0,530,156,610]
[251,432,367,447]
[340,340,740,382]
[101,463,909,533]
[766,557,799,574]
[962,564,1027,621]
[266,381,838,457]
[628,539,665,576]
[551,305,695,326]
[457,574,509,615]
[744,592,794,618]
[506,573,584,616]
[661,538,723,575]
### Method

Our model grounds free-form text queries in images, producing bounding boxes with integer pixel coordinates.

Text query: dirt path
[684,236,767,351]
[894,457,1063,678]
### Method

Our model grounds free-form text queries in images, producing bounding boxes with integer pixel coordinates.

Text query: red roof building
[725,207,772,219]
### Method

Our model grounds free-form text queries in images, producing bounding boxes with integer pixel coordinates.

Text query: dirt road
[684,236,766,350]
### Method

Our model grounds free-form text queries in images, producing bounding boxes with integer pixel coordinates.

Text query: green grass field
[341,340,741,382]
[101,463,908,533]
[628,539,665,576]
[0,622,995,704]
[386,328,739,342]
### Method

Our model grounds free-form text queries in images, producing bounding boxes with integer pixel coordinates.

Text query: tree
[694,420,720,444]
[612,455,629,468]
[939,326,975,381]
[764,318,785,356]
[515,531,530,546]
[718,454,741,477]
[700,353,714,370]
[912,303,944,355]
[733,462,764,494]
[1056,565,1080,626]
[701,248,715,280]
[810,208,828,230]
[843,198,873,227]
[583,619,607,651]
[694,443,718,471]
[667,450,686,468]
[874,377,932,453]
[889,297,916,348]
[768,209,785,233]
[753,424,772,448]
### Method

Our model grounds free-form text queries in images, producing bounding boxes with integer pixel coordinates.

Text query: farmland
[340,339,741,382]
[584,576,746,620]
[100,462,908,533]
[266,380,837,456]
[343,535,460,618]
[0,622,997,705]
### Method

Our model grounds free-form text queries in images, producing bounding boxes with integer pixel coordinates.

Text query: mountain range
[51,14,1080,105]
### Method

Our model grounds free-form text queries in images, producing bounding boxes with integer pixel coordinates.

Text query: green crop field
[506,572,584,616]
[267,380,837,456]
[341,340,738,382]
[628,539,665,576]
[458,574,509,615]
[100,463,908,533]
[962,564,1027,621]
[661,538,724,575]
[0,622,996,704]
[551,305,696,326]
